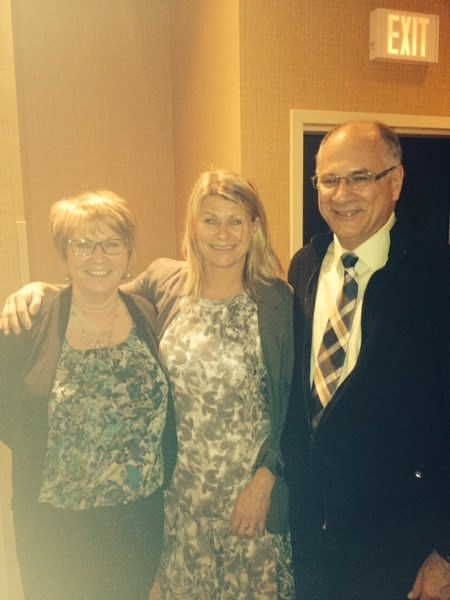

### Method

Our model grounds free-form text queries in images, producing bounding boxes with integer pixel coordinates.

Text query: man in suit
[283,120,450,599]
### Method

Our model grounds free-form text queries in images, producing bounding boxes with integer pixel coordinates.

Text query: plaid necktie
[311,253,359,414]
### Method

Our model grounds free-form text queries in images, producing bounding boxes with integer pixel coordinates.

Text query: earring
[64,274,71,283]
[122,272,132,280]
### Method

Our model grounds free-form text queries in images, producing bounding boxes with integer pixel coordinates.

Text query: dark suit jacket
[283,219,450,595]
[132,258,294,532]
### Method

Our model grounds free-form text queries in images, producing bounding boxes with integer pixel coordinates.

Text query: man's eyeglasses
[67,239,128,256]
[311,166,397,190]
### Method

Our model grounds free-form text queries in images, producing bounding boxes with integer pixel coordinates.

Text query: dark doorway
[303,133,450,247]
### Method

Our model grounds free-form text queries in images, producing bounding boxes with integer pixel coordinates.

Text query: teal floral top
[39,328,169,510]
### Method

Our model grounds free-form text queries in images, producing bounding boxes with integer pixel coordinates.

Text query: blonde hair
[50,190,137,268]
[183,169,282,300]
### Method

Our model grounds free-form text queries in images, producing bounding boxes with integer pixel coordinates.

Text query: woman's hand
[231,466,276,539]
[0,282,56,334]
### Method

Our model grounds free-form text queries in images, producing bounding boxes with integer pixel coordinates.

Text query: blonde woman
[128,170,294,598]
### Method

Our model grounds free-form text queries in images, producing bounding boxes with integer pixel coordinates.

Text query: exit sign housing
[370,8,439,64]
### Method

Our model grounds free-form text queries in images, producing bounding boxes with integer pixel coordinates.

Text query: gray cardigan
[130,258,294,532]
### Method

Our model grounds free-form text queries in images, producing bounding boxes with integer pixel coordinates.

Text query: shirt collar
[332,213,396,272]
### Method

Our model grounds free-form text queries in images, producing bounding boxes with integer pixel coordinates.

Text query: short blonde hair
[50,190,137,267]
[183,169,282,300]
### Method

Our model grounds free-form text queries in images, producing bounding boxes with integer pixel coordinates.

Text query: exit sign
[370,8,439,64]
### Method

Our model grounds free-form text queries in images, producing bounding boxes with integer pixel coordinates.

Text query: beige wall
[0,3,27,593]
[170,0,242,249]
[6,0,176,295]
[0,0,27,306]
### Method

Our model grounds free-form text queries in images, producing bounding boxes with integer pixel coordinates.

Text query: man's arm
[409,250,450,600]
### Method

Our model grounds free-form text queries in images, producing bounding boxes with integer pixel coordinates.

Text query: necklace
[71,297,120,349]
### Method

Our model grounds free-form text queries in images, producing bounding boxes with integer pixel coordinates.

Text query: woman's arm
[0,270,149,335]
[0,259,185,335]
[235,281,293,536]
[0,282,59,334]
[230,466,276,539]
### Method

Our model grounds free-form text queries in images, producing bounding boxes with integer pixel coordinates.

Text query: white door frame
[290,109,450,255]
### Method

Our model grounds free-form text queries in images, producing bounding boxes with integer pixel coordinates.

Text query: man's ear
[392,164,404,203]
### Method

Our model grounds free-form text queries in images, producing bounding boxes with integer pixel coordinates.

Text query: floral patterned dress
[158,294,294,599]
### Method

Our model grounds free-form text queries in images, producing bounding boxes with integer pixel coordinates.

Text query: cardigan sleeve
[0,327,43,449]
[124,259,186,338]
[0,333,23,447]
[254,280,294,478]
[123,259,185,304]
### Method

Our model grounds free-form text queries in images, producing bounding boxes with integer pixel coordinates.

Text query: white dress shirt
[310,213,396,387]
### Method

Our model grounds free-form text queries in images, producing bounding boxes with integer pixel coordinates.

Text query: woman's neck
[200,268,245,300]
[67,287,131,350]
[71,288,120,316]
